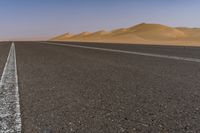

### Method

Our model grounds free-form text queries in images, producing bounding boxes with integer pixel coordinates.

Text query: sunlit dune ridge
[51,23,200,45]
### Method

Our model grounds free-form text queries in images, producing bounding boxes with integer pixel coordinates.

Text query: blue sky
[0,0,200,40]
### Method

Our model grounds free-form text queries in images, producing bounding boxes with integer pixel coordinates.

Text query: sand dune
[82,30,111,41]
[50,33,73,41]
[68,32,91,41]
[51,23,200,46]
[177,28,200,39]
[127,23,186,40]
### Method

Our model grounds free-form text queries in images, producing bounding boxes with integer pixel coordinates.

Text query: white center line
[0,43,22,133]
[41,42,200,63]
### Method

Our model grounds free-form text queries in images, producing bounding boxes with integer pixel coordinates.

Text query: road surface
[0,42,11,79]
[1,41,200,132]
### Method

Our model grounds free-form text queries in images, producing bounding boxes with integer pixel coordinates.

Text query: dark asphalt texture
[14,42,200,133]
[0,42,11,80]
[49,41,200,59]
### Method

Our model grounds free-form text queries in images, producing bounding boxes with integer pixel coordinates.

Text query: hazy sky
[0,0,200,40]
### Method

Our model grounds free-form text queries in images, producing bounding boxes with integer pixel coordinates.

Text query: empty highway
[1,41,200,133]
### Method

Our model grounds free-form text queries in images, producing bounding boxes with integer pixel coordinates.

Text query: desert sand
[51,23,200,46]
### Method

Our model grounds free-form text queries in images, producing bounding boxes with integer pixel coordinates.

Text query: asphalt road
[0,42,11,79]
[5,41,200,132]
[49,41,200,59]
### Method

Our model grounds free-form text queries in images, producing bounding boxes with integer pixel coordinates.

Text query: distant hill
[51,23,200,45]
[50,33,73,41]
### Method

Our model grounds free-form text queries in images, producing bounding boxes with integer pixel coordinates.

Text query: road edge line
[40,41,200,63]
[0,42,22,132]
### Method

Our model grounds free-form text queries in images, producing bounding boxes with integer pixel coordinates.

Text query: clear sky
[0,0,200,40]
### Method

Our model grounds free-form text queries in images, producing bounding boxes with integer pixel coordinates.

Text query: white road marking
[0,43,22,133]
[41,42,200,63]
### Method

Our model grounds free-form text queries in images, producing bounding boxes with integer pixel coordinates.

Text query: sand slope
[68,32,91,41]
[50,33,74,41]
[128,23,186,40]
[51,23,200,46]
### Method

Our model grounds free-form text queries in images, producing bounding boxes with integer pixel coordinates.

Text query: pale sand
[50,33,74,41]
[51,23,200,46]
